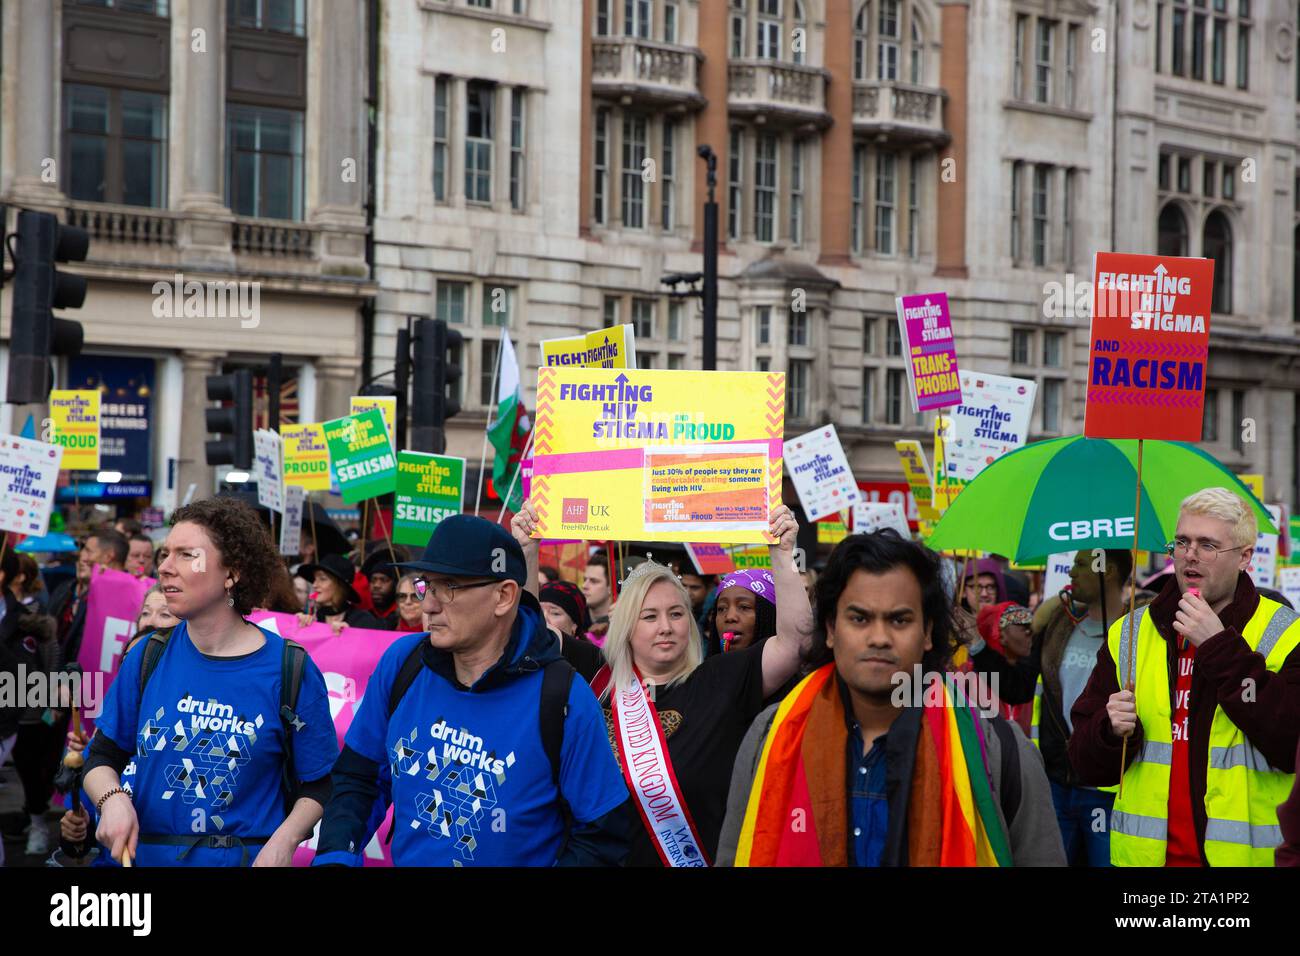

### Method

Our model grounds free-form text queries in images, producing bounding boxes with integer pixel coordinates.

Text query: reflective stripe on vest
[1030,675,1043,746]
[1108,597,1300,867]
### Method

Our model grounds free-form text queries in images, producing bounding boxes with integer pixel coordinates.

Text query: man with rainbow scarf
[717,531,1065,866]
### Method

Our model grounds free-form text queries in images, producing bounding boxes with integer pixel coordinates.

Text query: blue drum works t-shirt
[343,629,629,867]
[96,620,338,866]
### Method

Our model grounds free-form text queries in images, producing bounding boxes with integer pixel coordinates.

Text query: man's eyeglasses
[412,577,499,604]
[1166,538,1243,560]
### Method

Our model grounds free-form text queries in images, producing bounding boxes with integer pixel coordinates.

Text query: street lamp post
[698,144,719,371]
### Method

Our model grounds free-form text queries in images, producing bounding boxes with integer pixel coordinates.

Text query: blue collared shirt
[849,724,890,867]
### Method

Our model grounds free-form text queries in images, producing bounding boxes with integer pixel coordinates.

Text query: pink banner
[78,570,408,867]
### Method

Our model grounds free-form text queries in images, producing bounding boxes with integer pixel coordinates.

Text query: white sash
[610,671,710,867]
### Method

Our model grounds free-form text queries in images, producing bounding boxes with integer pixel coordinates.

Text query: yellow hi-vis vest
[1107,598,1300,866]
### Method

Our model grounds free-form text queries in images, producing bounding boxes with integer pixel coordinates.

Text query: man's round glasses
[1166,539,1242,560]
[412,577,499,604]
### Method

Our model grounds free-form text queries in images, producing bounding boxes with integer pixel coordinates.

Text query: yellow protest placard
[350,396,397,445]
[1238,474,1264,502]
[817,512,850,545]
[531,368,784,543]
[48,390,101,471]
[895,439,941,522]
[540,324,637,369]
[282,423,331,491]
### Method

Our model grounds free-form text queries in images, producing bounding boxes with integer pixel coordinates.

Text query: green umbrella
[926,436,1276,562]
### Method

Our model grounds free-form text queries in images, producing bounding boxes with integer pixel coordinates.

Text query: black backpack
[139,629,309,815]
[385,642,575,787]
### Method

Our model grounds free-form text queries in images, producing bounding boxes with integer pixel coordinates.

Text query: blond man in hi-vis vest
[1068,488,1300,866]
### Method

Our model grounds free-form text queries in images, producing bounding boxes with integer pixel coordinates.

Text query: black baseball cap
[396,514,539,612]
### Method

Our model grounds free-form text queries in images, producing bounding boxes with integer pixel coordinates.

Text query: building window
[1203,210,1233,313]
[1172,4,1186,75]
[756,356,770,372]
[436,281,469,324]
[482,284,514,327]
[1203,160,1216,197]
[1062,168,1074,267]
[465,81,495,204]
[632,297,655,339]
[854,4,870,80]
[1013,14,1028,99]
[480,338,500,407]
[226,104,303,219]
[1157,203,1189,257]
[851,143,866,254]
[886,368,904,424]
[1034,19,1054,103]
[1063,24,1078,107]
[667,353,685,370]
[603,295,620,326]
[754,133,778,242]
[662,118,676,229]
[433,77,449,202]
[1212,15,1227,83]
[875,151,896,255]
[228,0,304,35]
[729,127,743,240]
[793,0,807,65]
[1222,164,1235,199]
[757,0,782,59]
[1043,331,1065,367]
[756,306,772,345]
[863,315,876,354]
[789,310,809,346]
[1192,9,1206,80]
[1156,2,1164,72]
[596,0,611,35]
[640,353,657,369]
[787,359,810,420]
[1011,328,1032,365]
[594,109,609,224]
[621,114,647,228]
[1177,155,1192,192]
[862,368,875,423]
[1032,165,1050,267]
[878,0,900,80]
[908,155,921,258]
[664,2,678,43]
[1237,23,1249,89]
[886,321,902,357]
[1203,387,1219,442]
[1159,153,1171,191]
[667,301,684,341]
[1010,160,1022,261]
[624,0,651,38]
[1042,379,1063,433]
[510,88,526,211]
[731,0,746,57]
[1231,389,1245,452]
[790,139,805,245]
[910,19,923,84]
[64,84,168,208]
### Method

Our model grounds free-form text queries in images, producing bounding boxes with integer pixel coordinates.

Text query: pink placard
[896,291,962,411]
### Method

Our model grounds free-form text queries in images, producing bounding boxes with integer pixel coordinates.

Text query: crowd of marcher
[3,483,1299,868]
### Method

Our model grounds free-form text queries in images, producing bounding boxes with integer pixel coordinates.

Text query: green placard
[394,451,466,547]
[323,408,397,503]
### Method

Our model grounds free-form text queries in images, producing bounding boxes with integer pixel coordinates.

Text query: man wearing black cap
[314,514,633,866]
[362,545,408,629]
[295,553,383,632]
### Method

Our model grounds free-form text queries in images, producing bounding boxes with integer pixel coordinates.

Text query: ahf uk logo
[562,498,588,523]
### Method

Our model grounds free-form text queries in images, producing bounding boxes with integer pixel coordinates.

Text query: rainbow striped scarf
[734,664,1013,867]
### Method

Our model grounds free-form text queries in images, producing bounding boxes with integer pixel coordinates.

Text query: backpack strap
[278,638,309,814]
[138,630,171,691]
[539,658,575,788]
[990,716,1023,826]
[387,641,428,719]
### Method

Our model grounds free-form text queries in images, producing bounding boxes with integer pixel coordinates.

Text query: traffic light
[205,368,254,469]
[6,210,90,404]
[411,317,462,453]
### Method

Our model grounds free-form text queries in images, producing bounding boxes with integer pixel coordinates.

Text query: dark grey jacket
[716,699,1067,867]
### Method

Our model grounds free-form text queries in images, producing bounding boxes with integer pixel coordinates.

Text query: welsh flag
[487,329,531,514]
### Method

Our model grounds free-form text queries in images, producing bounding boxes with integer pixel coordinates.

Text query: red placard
[684,543,738,575]
[1084,252,1213,441]
[856,480,919,531]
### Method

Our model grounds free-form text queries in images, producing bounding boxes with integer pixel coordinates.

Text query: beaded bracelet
[96,787,130,814]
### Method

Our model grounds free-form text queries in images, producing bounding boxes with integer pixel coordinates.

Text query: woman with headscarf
[705,569,778,655]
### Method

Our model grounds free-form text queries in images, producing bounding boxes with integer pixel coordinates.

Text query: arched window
[1157,203,1188,257]
[878,0,900,80]
[1203,209,1232,313]
[854,3,870,80]
[910,18,923,84]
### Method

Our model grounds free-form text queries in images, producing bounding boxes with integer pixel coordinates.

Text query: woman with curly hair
[82,497,339,866]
